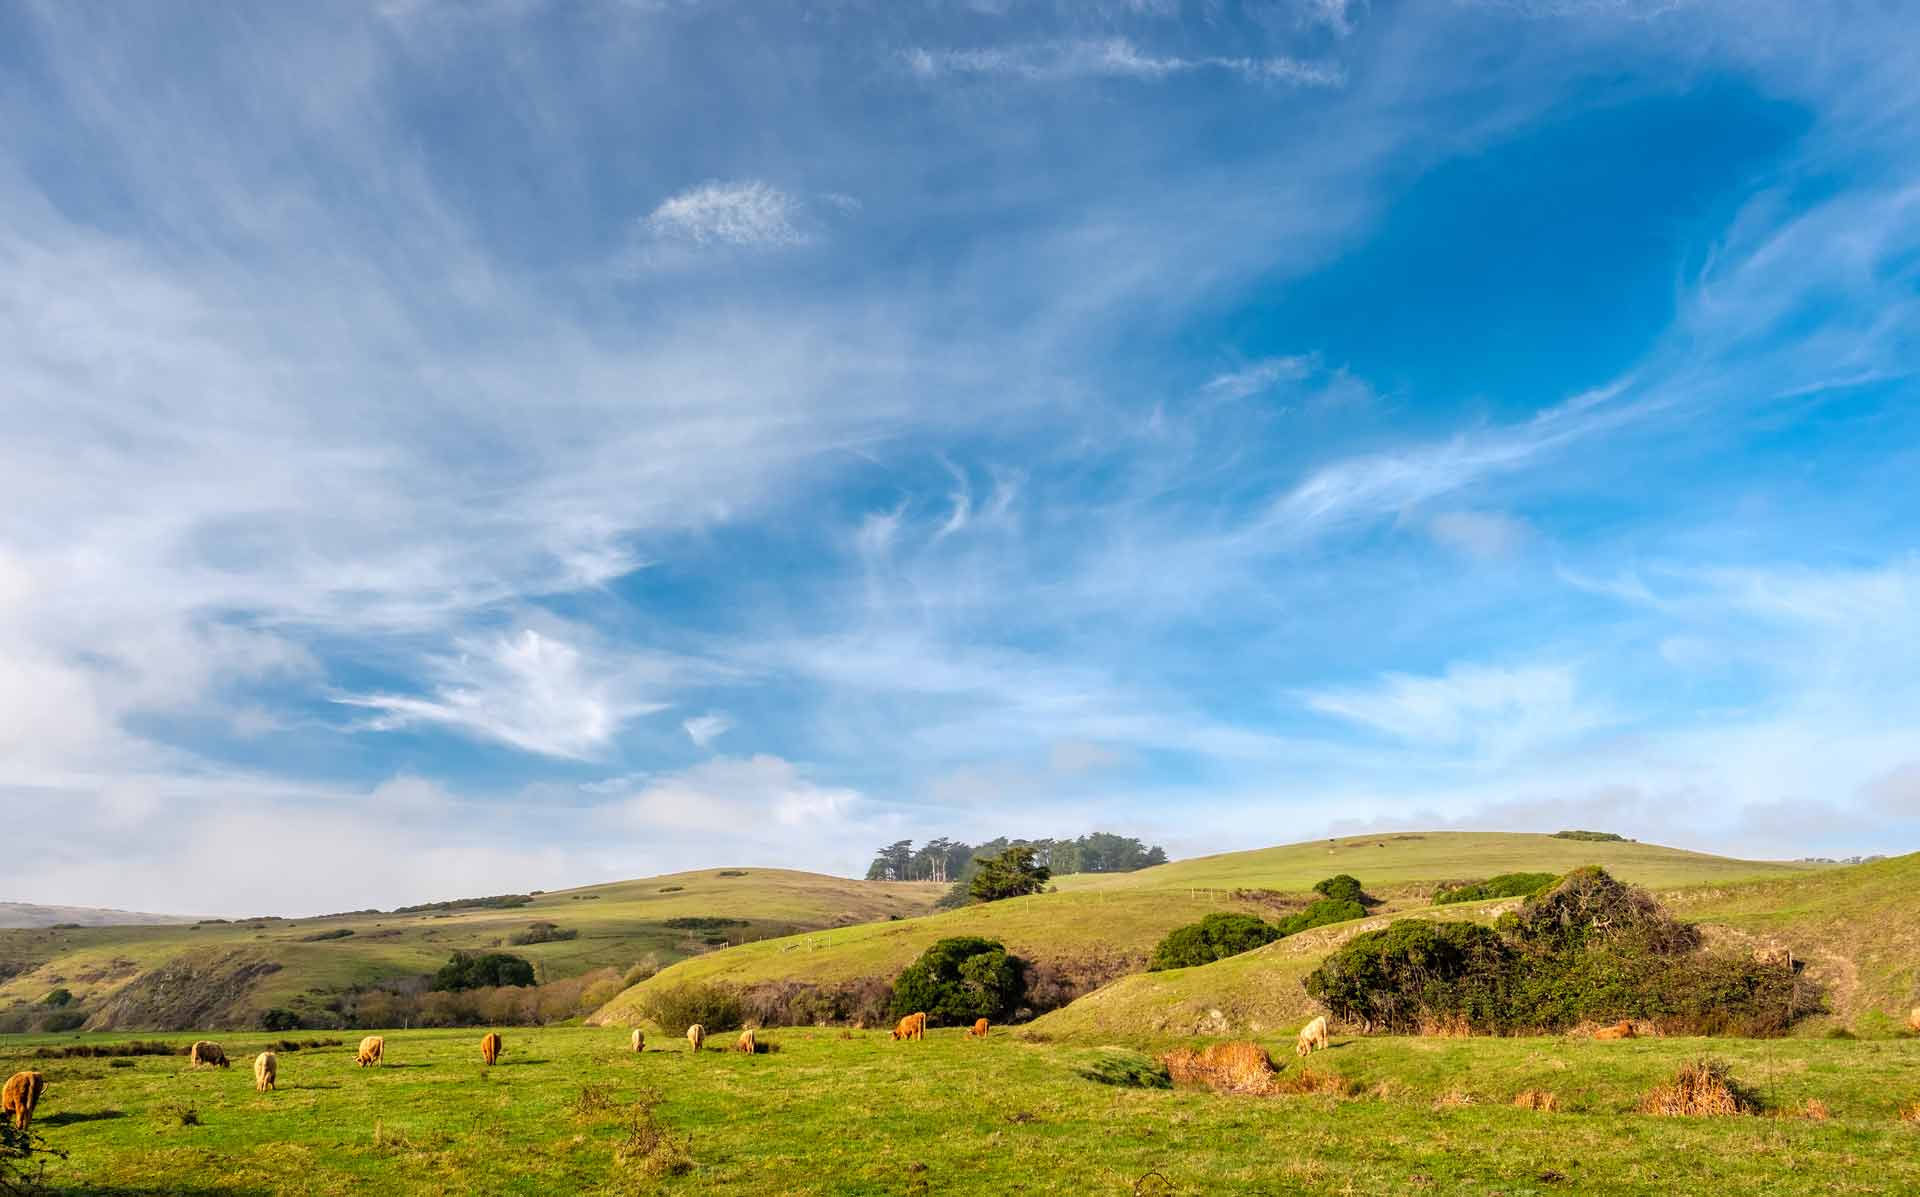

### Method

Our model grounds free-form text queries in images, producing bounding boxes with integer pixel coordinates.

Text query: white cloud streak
[905,39,1346,87]
[643,179,810,248]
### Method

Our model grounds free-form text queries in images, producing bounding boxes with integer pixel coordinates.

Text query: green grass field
[0,870,943,1032]
[8,1025,1920,1195]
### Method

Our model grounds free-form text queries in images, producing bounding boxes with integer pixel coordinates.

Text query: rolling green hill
[1026,851,1920,1041]
[0,868,942,1032]
[592,833,1815,1028]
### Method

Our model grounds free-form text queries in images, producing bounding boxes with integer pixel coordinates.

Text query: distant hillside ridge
[0,902,200,930]
[0,868,942,1032]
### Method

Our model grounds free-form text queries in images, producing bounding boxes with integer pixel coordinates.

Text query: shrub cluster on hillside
[1306,866,1814,1036]
[890,936,1024,1023]
[432,951,536,992]
[1552,830,1631,843]
[1432,872,1558,905]
[1146,878,1373,971]
[505,922,579,946]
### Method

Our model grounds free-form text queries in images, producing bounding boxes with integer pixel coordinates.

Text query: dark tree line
[864,832,1166,883]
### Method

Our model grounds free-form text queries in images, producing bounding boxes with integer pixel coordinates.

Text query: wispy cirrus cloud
[336,629,668,760]
[643,180,810,248]
[904,39,1345,87]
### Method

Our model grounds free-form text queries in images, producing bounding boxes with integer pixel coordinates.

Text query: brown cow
[481,1032,503,1066]
[2,1071,45,1132]
[189,1040,230,1069]
[890,1012,927,1041]
[736,1028,757,1054]
[253,1051,277,1093]
[1908,1007,1920,1034]
[687,1023,706,1053]
[1592,1020,1636,1041]
[1295,1015,1329,1057]
[356,1035,385,1067]
[968,1018,989,1039]
[631,1028,645,1053]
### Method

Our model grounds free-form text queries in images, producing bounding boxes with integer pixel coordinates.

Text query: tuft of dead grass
[1416,1013,1473,1038]
[1513,1089,1559,1112]
[1160,1041,1275,1095]
[614,1089,694,1178]
[1798,1098,1830,1121]
[1638,1058,1756,1117]
[1898,1101,1920,1123]
[1431,1089,1477,1110]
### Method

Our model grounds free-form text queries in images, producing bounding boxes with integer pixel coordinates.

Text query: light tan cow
[736,1028,757,1054]
[2,1071,45,1131]
[890,1012,927,1041]
[480,1032,503,1066]
[1592,1020,1636,1041]
[254,1051,277,1093]
[189,1040,230,1069]
[1295,1015,1329,1057]
[1908,1007,1920,1034]
[356,1035,385,1067]
[631,1028,645,1053]
[968,1018,989,1039]
[687,1023,706,1053]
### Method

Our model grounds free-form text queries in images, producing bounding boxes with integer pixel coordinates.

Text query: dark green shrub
[663,917,748,931]
[40,988,73,1008]
[432,951,536,992]
[260,1008,303,1031]
[1313,874,1366,904]
[506,922,579,945]
[968,847,1050,903]
[1276,898,1366,936]
[1305,867,1813,1036]
[1305,920,1515,1032]
[1433,873,1558,905]
[1552,830,1628,842]
[890,937,1024,1024]
[299,928,355,942]
[38,1010,86,1033]
[1148,913,1279,971]
[639,982,743,1035]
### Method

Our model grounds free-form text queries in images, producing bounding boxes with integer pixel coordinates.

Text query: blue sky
[4,0,1919,915]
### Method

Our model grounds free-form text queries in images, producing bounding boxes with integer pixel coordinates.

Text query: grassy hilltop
[593,833,1815,1027]
[0,869,941,1032]
[7,1025,1920,1195]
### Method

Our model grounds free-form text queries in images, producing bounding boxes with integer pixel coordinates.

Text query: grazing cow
[736,1029,757,1054]
[890,1012,927,1041]
[189,1041,231,1069]
[631,1029,645,1053]
[481,1032,503,1066]
[1295,1015,1329,1057]
[1592,1020,1636,1041]
[2,1071,45,1132]
[254,1052,277,1093]
[968,1018,989,1039]
[356,1035,385,1067]
[1909,1007,1920,1034]
[687,1023,705,1053]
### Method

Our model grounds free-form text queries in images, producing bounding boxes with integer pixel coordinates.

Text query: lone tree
[968,845,1051,903]
[890,936,1025,1024]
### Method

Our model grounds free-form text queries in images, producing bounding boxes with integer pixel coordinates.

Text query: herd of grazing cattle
[0,1010,987,1134]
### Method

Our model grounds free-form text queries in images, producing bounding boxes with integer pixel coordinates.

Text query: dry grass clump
[1431,1089,1477,1110]
[1798,1098,1830,1121]
[1273,1068,1360,1098]
[1416,1013,1473,1038]
[1160,1041,1275,1095]
[1898,1101,1920,1123]
[1513,1089,1560,1112]
[614,1089,694,1177]
[1638,1058,1756,1117]
[1571,1018,1662,1039]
